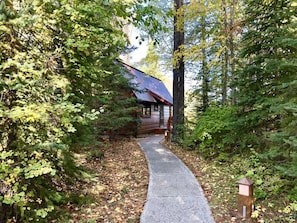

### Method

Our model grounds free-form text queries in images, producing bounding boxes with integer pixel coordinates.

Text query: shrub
[185,106,236,158]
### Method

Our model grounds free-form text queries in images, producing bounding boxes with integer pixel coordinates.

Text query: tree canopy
[0,0,163,221]
[144,0,297,220]
[1,0,297,221]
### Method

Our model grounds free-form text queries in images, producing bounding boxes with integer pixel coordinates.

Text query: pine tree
[236,0,297,177]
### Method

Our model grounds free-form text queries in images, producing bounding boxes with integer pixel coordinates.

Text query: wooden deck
[153,127,167,134]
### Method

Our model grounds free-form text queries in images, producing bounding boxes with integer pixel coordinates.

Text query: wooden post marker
[237,177,254,218]
[164,130,170,142]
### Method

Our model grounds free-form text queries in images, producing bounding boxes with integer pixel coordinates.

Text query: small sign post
[238,177,254,218]
[165,130,170,142]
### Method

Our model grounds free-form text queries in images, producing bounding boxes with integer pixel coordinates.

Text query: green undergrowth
[49,149,102,223]
[209,156,296,222]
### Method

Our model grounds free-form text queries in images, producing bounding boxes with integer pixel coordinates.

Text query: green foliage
[236,0,297,138]
[0,1,79,220]
[136,41,166,81]
[239,149,284,200]
[131,0,171,43]
[0,0,163,222]
[67,192,96,206]
[94,79,139,139]
[0,143,80,221]
[281,201,297,222]
[185,106,236,158]
[234,0,297,193]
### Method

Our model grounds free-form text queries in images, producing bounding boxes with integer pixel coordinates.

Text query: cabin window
[154,104,159,111]
[142,104,151,117]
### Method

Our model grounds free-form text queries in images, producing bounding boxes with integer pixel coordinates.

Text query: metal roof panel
[122,63,173,105]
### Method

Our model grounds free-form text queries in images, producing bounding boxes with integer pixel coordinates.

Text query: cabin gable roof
[122,63,173,105]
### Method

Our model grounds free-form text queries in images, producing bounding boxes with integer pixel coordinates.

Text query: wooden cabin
[122,63,173,135]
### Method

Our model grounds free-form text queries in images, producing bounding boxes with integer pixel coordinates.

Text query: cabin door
[159,104,164,127]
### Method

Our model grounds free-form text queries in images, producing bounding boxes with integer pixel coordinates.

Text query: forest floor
[62,136,293,223]
[161,141,294,223]
[64,138,149,223]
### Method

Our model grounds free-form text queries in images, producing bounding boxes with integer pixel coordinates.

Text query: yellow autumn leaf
[115,207,122,213]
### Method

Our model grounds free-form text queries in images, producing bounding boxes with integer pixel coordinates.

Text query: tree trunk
[172,0,185,142]
[221,0,228,105]
[230,0,236,105]
[201,15,209,112]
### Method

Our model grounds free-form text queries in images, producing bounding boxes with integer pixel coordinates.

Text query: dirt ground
[68,138,149,223]
[66,137,268,223]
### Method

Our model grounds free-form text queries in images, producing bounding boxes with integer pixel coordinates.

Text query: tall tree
[187,0,243,107]
[172,0,185,142]
[200,15,210,112]
[221,0,229,105]
[236,0,297,176]
[229,0,237,105]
